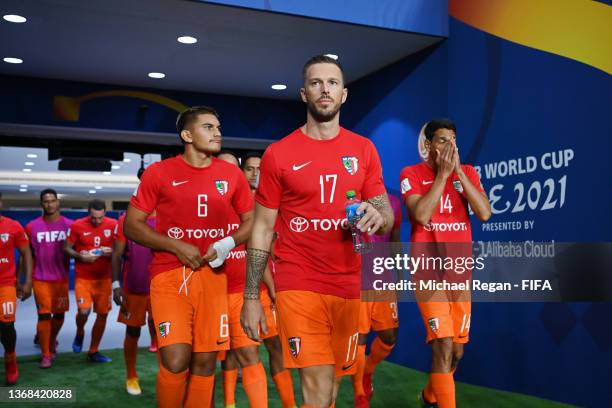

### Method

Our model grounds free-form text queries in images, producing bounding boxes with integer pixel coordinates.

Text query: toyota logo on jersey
[342,156,359,175]
[289,217,309,233]
[215,180,228,195]
[167,227,184,239]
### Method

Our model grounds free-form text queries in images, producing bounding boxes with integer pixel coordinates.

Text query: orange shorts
[418,301,471,344]
[118,291,152,327]
[359,300,399,334]
[33,280,69,315]
[0,286,17,323]
[276,290,360,377]
[228,289,278,350]
[74,278,111,314]
[151,265,229,353]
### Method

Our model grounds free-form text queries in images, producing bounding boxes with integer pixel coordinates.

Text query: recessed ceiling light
[19,188,27,192]
[123,158,131,163]
[3,15,27,23]
[20,184,28,188]
[57,193,66,199]
[22,168,31,172]
[24,161,34,166]
[271,84,287,90]
[3,57,23,64]
[94,186,103,190]
[325,54,339,60]
[26,153,38,158]
[148,72,165,79]
[88,190,96,194]
[111,165,120,169]
[103,171,111,175]
[177,36,197,44]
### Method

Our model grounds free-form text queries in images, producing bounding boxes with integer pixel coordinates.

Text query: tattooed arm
[241,202,278,341]
[355,192,395,236]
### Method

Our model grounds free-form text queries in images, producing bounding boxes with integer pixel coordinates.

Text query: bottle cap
[346,190,356,199]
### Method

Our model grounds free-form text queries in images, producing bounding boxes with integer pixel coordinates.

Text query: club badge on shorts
[288,337,301,358]
[428,317,440,333]
[341,156,359,175]
[215,180,228,195]
[159,321,171,338]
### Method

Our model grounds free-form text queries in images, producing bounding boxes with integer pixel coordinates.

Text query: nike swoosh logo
[216,339,229,345]
[422,180,434,185]
[342,361,356,371]
[292,161,312,171]
[83,232,91,236]
[172,180,189,187]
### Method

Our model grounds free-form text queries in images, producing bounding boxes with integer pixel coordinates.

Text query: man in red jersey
[26,189,73,369]
[124,106,254,408]
[241,55,395,408]
[218,150,296,408]
[64,199,117,363]
[400,119,491,408]
[0,192,32,385]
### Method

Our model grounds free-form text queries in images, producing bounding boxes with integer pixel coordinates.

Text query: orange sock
[184,373,215,408]
[272,369,297,408]
[351,344,367,397]
[37,319,52,358]
[156,366,188,408]
[242,362,268,408]
[88,316,106,354]
[430,373,455,408]
[423,378,437,403]
[364,337,394,374]
[222,368,238,406]
[123,335,138,379]
[50,317,64,351]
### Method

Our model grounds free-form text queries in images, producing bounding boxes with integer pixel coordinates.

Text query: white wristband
[209,236,236,268]
[112,280,121,290]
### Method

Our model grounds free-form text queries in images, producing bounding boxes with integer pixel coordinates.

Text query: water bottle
[345,190,364,253]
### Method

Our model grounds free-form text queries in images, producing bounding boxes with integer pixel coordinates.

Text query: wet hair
[424,118,457,141]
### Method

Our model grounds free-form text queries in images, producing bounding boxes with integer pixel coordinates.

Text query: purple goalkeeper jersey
[26,216,73,281]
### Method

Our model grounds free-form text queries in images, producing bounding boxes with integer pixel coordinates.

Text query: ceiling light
[24,161,34,166]
[103,171,111,175]
[20,184,28,188]
[177,36,197,44]
[3,15,27,23]
[325,54,339,60]
[26,153,38,158]
[148,72,165,79]
[123,158,131,163]
[19,188,27,192]
[88,190,96,194]
[271,84,287,90]
[111,165,120,169]
[3,57,23,64]
[94,186,103,190]
[22,168,31,172]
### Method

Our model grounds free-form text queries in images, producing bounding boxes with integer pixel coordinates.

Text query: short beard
[306,100,341,123]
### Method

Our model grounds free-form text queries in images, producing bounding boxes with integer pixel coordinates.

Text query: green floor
[4,348,574,407]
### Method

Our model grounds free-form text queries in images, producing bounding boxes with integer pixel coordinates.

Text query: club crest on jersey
[342,156,359,175]
[453,180,463,193]
[428,317,440,333]
[159,321,171,338]
[401,178,411,194]
[104,229,111,237]
[288,337,301,358]
[215,180,229,196]
[0,233,8,244]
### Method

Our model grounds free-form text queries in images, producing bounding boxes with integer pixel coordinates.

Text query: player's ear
[299,87,307,103]
[341,87,348,104]
[180,129,192,144]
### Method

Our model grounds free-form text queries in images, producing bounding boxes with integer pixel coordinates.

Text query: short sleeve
[24,222,32,240]
[399,166,424,202]
[130,163,160,214]
[232,170,255,215]
[463,165,485,193]
[255,146,282,209]
[13,222,28,248]
[66,222,79,244]
[361,141,387,200]
[115,216,126,243]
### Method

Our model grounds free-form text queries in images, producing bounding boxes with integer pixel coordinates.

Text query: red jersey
[0,216,29,287]
[256,127,387,299]
[400,162,484,243]
[130,155,253,278]
[67,216,117,280]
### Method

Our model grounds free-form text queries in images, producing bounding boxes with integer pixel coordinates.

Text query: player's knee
[38,313,52,321]
[126,326,141,338]
[431,338,453,366]
[77,309,90,317]
[236,346,261,367]
[96,313,108,321]
[264,336,282,354]
[358,333,368,345]
[53,313,64,320]
[160,353,190,373]
[378,328,398,346]
[190,354,216,376]
[452,348,464,364]
[0,321,15,331]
